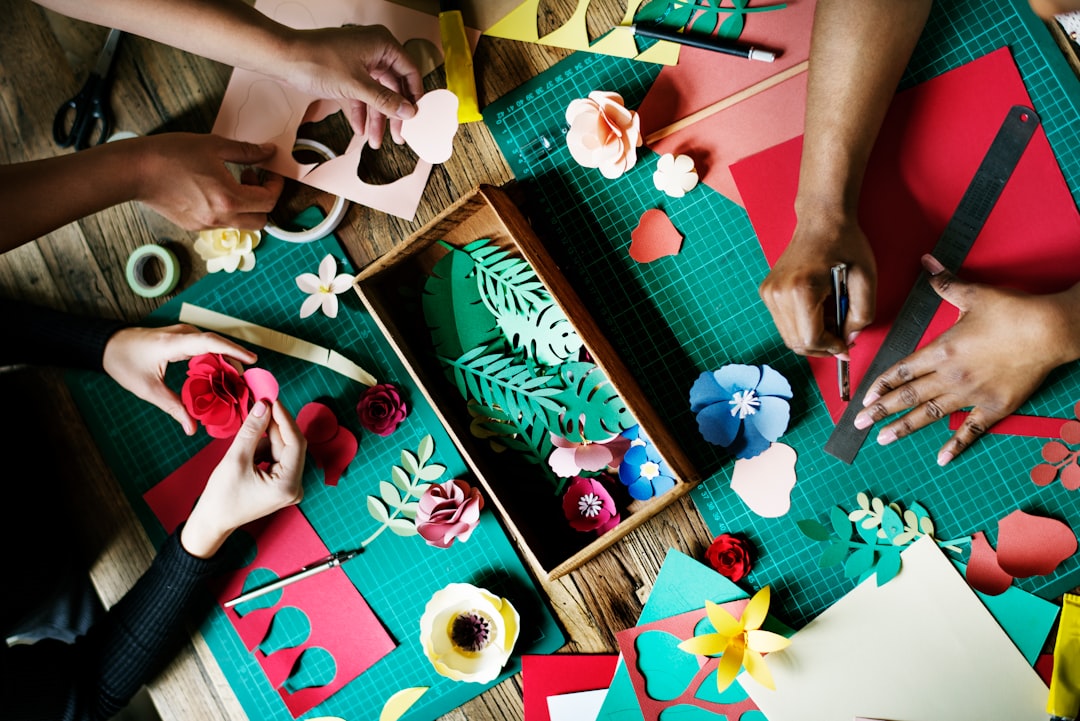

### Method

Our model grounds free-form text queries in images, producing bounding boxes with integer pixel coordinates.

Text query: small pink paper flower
[562,475,620,534]
[548,432,631,478]
[356,383,408,436]
[181,353,250,438]
[565,91,642,179]
[417,480,485,548]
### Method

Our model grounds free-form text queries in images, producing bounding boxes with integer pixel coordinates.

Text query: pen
[224,548,362,608]
[629,23,776,62]
[831,263,850,402]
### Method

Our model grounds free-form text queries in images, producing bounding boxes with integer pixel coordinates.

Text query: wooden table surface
[0,1,714,719]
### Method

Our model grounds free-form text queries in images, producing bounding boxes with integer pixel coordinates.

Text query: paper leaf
[730,441,797,518]
[497,303,583,366]
[417,435,434,465]
[379,481,403,509]
[443,346,563,430]
[463,238,549,317]
[367,496,391,524]
[829,506,851,540]
[843,547,876,579]
[819,542,848,568]
[418,463,446,481]
[880,506,906,542]
[391,466,411,492]
[422,248,500,360]
[874,548,903,586]
[400,449,419,475]
[389,517,418,537]
[379,687,430,721]
[797,519,831,542]
[551,362,636,442]
[399,501,420,519]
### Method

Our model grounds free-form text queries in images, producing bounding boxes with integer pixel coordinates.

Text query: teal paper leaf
[550,362,635,442]
[844,546,876,579]
[443,346,564,430]
[830,506,851,539]
[855,519,880,545]
[819,542,848,568]
[634,0,694,29]
[422,248,500,359]
[880,505,906,541]
[463,239,549,317]
[797,519,831,542]
[875,548,903,585]
[497,303,583,366]
[636,630,701,703]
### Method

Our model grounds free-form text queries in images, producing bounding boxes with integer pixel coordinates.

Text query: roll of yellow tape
[125,244,180,298]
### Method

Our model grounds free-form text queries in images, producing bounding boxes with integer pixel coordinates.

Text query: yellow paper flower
[193,227,260,273]
[677,585,791,692]
[419,583,520,683]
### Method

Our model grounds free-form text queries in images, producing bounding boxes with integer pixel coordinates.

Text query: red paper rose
[356,383,408,436]
[562,475,620,535]
[416,479,485,549]
[181,353,250,438]
[705,533,754,582]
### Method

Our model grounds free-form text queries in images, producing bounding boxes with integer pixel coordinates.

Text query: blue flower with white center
[618,425,677,500]
[689,364,792,460]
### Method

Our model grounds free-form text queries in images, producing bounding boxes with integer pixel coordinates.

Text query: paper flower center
[578,492,603,518]
[450,611,494,653]
[639,461,661,480]
[728,389,761,419]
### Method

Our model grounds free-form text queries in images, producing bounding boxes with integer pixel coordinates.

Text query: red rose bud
[705,533,754,582]
[181,353,250,438]
[356,383,408,437]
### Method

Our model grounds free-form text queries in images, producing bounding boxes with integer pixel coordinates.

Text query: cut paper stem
[644,60,808,145]
[949,411,1068,438]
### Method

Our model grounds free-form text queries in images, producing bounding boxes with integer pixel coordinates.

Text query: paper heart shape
[636,630,703,702]
[730,442,797,518]
[630,209,683,264]
[401,89,460,164]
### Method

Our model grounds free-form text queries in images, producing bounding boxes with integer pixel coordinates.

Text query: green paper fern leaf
[549,362,635,442]
[442,346,564,430]
[463,239,549,317]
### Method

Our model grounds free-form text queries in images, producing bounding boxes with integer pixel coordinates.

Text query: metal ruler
[824,104,1040,463]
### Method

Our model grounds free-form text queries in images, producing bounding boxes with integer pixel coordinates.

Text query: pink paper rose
[417,480,485,548]
[562,475,621,535]
[356,383,408,436]
[181,353,250,438]
[565,91,642,179]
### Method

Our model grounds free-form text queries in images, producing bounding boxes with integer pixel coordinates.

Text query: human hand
[102,324,257,435]
[854,255,1080,465]
[758,213,877,358]
[133,133,285,230]
[181,400,306,558]
[276,24,422,148]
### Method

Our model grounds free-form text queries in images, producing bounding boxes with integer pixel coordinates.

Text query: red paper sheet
[949,412,1068,438]
[731,48,1080,422]
[521,654,619,721]
[144,440,395,717]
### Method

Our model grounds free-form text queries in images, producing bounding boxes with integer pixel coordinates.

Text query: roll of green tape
[125,244,180,298]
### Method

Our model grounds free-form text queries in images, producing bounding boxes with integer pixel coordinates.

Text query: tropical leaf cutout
[422,247,501,359]
[497,303,583,366]
[463,238,549,317]
[549,362,635,442]
[442,346,564,431]
[466,399,564,491]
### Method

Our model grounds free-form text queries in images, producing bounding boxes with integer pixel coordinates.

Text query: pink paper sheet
[522,654,619,721]
[143,440,395,717]
[731,48,1080,422]
[637,0,817,205]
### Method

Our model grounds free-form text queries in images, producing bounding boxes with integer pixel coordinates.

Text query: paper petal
[378,686,429,721]
[996,510,1078,578]
[299,293,323,319]
[689,371,727,412]
[243,368,279,403]
[296,273,321,293]
[748,396,791,443]
[741,586,771,630]
[714,637,745,692]
[321,293,340,319]
[576,443,614,472]
[742,648,776,691]
[318,254,338,284]
[401,89,460,164]
[704,599,743,637]
[730,443,798,518]
[966,531,1014,595]
[714,365,762,396]
[629,209,683,263]
[296,402,340,444]
[329,274,354,294]
[679,633,730,658]
[756,364,794,399]
[696,402,741,448]
[746,630,791,653]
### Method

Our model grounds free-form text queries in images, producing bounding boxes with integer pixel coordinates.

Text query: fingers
[173,329,258,365]
[936,407,999,466]
[227,400,272,462]
[148,385,197,436]
[844,265,875,342]
[760,278,846,358]
[923,254,976,313]
[215,138,276,165]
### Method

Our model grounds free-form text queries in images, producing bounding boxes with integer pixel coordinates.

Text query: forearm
[796,0,932,223]
[1,298,126,370]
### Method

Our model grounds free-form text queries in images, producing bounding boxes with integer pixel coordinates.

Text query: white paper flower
[296,254,353,319]
[653,153,699,198]
[419,583,520,683]
[193,228,260,273]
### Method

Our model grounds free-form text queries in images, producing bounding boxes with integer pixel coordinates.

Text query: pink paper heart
[629,209,683,264]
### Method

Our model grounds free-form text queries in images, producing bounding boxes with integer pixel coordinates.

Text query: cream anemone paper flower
[653,153,699,198]
[419,583,520,683]
[194,227,260,273]
[677,585,791,692]
[296,254,353,319]
[565,91,642,179]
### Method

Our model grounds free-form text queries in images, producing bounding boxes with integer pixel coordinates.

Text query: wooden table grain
[0,1,713,719]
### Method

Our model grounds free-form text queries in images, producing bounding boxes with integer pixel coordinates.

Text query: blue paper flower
[618,426,677,500]
[689,364,792,460]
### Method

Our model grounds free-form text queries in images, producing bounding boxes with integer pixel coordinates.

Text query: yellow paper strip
[178,303,377,387]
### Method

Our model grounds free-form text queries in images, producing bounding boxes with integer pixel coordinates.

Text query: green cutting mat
[486,0,1080,627]
[66,212,564,720]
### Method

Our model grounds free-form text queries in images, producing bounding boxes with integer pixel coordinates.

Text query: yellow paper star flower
[677,585,791,692]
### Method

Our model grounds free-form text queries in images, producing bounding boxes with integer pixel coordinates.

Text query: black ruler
[824,105,1040,464]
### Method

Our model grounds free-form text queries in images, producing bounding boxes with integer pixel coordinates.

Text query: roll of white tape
[264,138,349,243]
[126,244,180,298]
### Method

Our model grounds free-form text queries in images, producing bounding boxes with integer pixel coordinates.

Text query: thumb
[843,265,876,341]
[150,386,197,436]
[923,254,975,312]
[215,138,276,164]
[227,401,271,459]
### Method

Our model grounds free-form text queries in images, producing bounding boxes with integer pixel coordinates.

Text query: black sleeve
[1,298,128,372]
[0,529,221,721]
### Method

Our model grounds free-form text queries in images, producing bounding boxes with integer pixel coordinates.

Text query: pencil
[630,23,776,62]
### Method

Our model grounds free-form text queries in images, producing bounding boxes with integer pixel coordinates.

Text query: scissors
[53,28,122,151]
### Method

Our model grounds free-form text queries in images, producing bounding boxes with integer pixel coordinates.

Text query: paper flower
[705,534,755,582]
[690,364,793,460]
[547,432,631,478]
[193,227,260,273]
[562,475,621,534]
[356,383,408,436]
[678,585,790,692]
[565,91,642,179]
[617,425,676,500]
[296,254,353,319]
[416,479,485,549]
[419,583,520,683]
[181,353,251,438]
[653,153,699,198]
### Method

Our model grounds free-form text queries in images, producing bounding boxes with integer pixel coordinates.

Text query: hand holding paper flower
[194,228,260,273]
[565,91,642,179]
[690,364,793,459]
[296,254,353,319]
[181,353,251,438]
[419,583,520,683]
[417,479,484,548]
[356,383,408,436]
[678,585,790,692]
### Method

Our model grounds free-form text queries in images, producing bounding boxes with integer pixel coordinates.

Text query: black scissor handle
[53,74,113,150]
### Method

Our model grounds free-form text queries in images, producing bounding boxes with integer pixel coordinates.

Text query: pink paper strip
[948,412,1068,438]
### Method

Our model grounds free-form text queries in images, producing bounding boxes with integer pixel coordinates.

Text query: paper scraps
[378,687,429,721]
[729,442,797,518]
[652,153,699,198]
[1030,401,1080,489]
[419,582,520,683]
[296,402,358,486]
[194,228,261,273]
[522,654,619,721]
[690,364,792,460]
[400,89,460,164]
[967,510,1078,595]
[566,91,642,179]
[629,209,683,264]
[297,254,354,319]
[797,492,968,587]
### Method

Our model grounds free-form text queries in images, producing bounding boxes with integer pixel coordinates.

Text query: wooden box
[353,185,698,578]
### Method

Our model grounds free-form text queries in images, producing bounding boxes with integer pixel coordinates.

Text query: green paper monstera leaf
[463,238,548,317]
[550,362,635,442]
[443,346,564,431]
[497,302,583,366]
[422,247,500,359]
